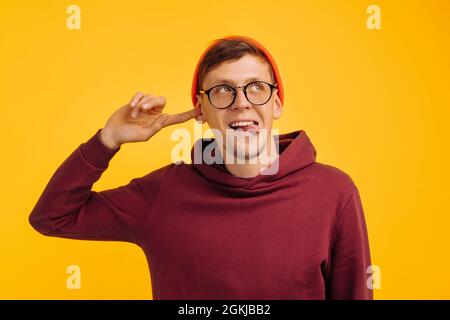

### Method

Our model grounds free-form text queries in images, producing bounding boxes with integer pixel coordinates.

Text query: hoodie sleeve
[28,129,155,245]
[325,185,373,300]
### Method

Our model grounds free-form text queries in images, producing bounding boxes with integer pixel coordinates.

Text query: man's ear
[195,94,207,123]
[272,91,282,120]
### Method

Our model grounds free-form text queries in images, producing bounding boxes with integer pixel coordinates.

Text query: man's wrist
[99,128,120,150]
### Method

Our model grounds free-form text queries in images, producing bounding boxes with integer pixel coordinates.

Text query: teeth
[229,121,257,128]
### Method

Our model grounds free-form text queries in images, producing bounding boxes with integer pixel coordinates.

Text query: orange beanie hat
[191,35,284,107]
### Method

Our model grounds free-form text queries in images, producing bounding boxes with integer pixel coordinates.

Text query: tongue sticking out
[235,124,260,135]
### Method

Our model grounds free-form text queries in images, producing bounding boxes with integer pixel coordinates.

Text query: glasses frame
[199,80,278,109]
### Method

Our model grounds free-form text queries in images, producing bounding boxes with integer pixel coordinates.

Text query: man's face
[197,54,282,161]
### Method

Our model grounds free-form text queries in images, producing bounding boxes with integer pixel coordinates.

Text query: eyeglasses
[199,80,277,109]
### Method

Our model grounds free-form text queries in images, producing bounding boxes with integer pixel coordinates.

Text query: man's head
[192,36,284,161]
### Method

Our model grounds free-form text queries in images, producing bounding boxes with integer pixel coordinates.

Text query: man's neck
[222,135,279,178]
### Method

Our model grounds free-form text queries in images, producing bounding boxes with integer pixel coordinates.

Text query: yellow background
[1,0,449,299]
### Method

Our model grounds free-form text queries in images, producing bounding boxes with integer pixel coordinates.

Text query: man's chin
[215,127,271,162]
[228,138,267,162]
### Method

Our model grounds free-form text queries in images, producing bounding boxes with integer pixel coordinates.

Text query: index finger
[163,108,201,127]
[130,92,144,107]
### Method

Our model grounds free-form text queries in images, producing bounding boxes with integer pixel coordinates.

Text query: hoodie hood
[190,130,317,194]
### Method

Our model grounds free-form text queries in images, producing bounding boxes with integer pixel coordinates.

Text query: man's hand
[100,92,201,150]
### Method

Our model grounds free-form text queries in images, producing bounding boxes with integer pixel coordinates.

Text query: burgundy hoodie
[29,129,373,300]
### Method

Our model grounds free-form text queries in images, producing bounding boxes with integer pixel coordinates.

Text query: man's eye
[249,84,262,92]
[218,86,232,93]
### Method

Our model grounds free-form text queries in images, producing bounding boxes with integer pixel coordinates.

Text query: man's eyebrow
[210,77,263,86]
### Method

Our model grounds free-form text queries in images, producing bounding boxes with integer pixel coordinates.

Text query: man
[29,35,373,300]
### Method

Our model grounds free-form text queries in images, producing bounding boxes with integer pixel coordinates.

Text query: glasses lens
[209,85,234,109]
[246,82,272,105]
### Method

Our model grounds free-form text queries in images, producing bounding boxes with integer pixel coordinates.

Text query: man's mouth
[228,120,260,135]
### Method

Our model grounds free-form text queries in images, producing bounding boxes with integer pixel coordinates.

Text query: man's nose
[230,89,251,110]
